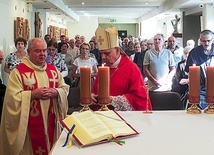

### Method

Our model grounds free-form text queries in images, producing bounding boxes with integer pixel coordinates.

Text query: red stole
[16,63,59,155]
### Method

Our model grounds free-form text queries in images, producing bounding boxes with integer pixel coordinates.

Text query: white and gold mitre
[95,25,119,50]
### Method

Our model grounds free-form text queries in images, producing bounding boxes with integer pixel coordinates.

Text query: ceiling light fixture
[145,2,148,5]
[82,2,84,5]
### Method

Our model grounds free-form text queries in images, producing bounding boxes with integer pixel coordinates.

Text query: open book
[61,110,138,147]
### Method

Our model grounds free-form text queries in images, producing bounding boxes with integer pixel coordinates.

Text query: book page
[63,111,113,145]
[94,111,137,137]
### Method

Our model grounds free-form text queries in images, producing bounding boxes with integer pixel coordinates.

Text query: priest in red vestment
[91,25,152,111]
[0,38,69,155]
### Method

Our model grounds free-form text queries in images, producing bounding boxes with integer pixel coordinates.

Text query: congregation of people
[0,23,214,154]
[120,30,214,110]
[1,29,213,111]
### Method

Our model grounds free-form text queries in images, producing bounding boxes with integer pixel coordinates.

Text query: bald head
[27,38,47,66]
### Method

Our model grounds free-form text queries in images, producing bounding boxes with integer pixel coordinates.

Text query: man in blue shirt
[185,29,214,109]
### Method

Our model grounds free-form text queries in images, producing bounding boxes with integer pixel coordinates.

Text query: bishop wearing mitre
[91,25,152,111]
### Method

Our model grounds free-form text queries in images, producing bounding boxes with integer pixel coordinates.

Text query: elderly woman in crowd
[171,46,193,108]
[4,37,27,74]
[46,40,68,77]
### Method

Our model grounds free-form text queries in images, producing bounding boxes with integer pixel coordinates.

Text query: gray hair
[28,38,46,50]
[154,33,165,41]
[200,29,214,37]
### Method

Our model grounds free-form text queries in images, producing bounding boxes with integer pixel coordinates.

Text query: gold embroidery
[30,100,40,117]
[97,36,104,45]
[49,70,58,88]
[22,72,36,90]
[35,146,45,155]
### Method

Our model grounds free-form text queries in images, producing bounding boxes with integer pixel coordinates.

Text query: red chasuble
[92,55,152,111]
[16,63,59,155]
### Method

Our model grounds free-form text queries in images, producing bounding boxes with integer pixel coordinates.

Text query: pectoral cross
[49,70,58,88]
[98,36,104,45]
[35,147,45,155]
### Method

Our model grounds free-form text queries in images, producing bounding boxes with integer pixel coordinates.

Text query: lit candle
[98,64,110,103]
[206,66,214,102]
[189,64,200,103]
[80,66,91,103]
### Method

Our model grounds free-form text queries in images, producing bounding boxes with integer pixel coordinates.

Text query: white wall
[0,0,71,84]
[67,16,99,42]
[140,14,182,41]
[0,0,30,54]
[140,19,171,40]
[141,20,158,39]
[46,13,67,29]
[204,4,214,32]
[45,12,68,41]
[0,0,34,84]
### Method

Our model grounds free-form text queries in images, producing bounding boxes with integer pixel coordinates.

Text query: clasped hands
[31,87,58,100]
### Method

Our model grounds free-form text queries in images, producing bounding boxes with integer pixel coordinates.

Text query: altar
[51,111,214,155]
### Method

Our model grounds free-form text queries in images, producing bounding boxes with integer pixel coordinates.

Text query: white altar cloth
[51,111,214,155]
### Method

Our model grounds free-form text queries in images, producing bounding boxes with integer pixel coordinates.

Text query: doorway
[118,30,127,40]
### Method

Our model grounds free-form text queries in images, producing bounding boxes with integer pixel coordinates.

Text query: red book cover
[60,110,139,147]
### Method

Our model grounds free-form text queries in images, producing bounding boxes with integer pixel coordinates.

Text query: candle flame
[193,64,196,66]
[102,63,106,67]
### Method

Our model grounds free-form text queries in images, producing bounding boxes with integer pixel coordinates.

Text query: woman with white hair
[171,46,193,108]
[186,39,195,48]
